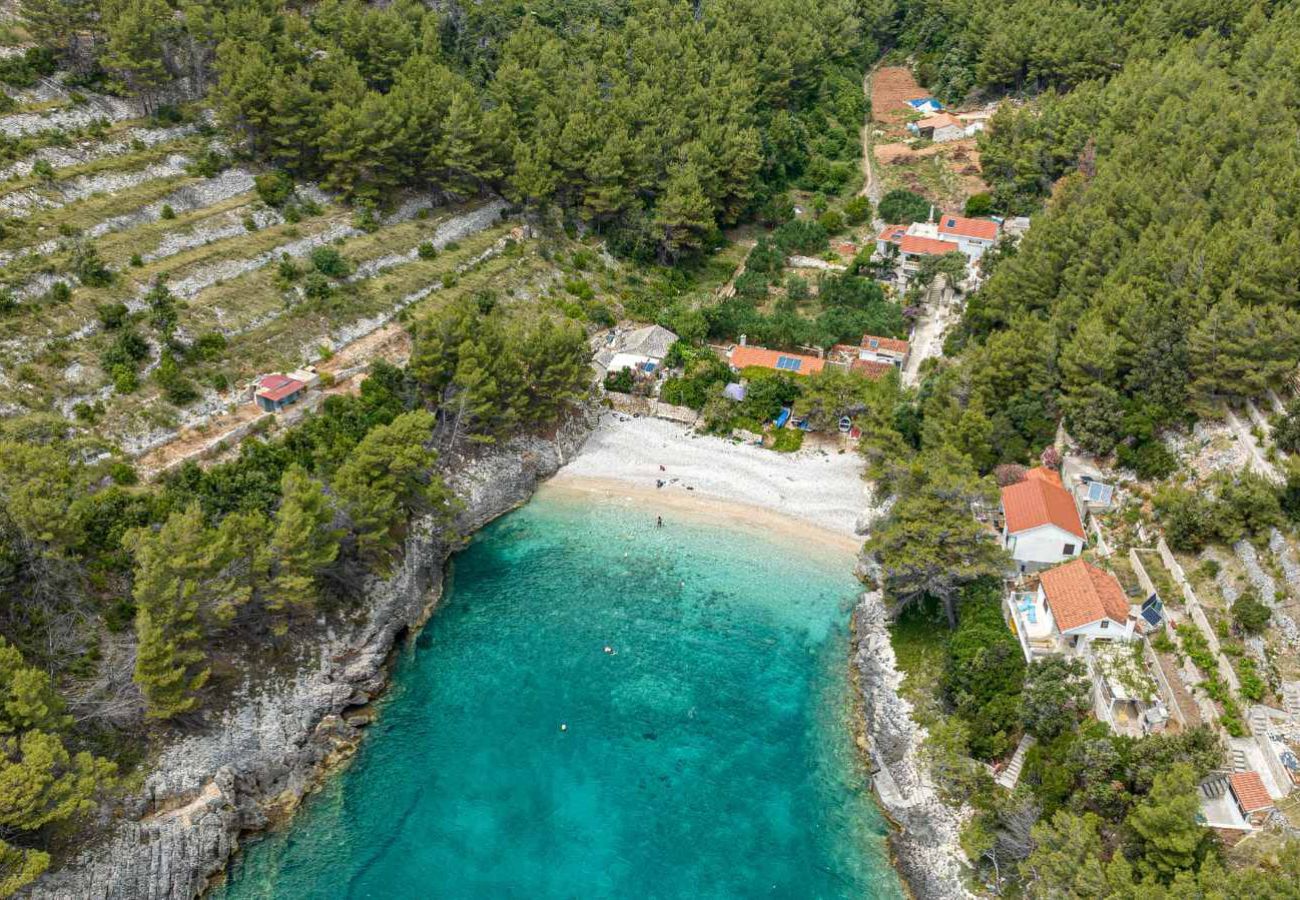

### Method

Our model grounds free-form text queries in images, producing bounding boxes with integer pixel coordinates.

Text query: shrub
[1232,593,1272,635]
[417,242,438,260]
[0,290,16,315]
[72,242,113,287]
[1117,440,1177,480]
[843,195,872,225]
[733,270,770,301]
[771,428,804,452]
[303,272,333,300]
[310,246,350,278]
[186,148,228,178]
[964,193,994,217]
[878,189,930,224]
[44,281,71,304]
[32,158,55,182]
[129,253,143,267]
[603,368,635,394]
[97,302,129,329]
[772,219,829,255]
[160,204,175,220]
[818,210,844,235]
[254,170,295,206]
[154,353,198,405]
[243,215,257,232]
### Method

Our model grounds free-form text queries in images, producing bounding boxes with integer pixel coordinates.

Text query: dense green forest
[12,0,872,261]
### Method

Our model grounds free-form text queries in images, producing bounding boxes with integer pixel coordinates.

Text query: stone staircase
[1230,747,1249,772]
[1282,682,1300,720]
[995,734,1036,790]
[1200,771,1232,800]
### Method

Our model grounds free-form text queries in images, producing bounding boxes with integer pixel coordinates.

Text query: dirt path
[902,280,952,386]
[859,70,883,209]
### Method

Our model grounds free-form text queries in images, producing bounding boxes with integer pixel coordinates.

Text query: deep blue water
[215,489,902,899]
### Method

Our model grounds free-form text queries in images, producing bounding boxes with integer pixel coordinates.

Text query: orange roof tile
[861,334,910,355]
[1026,467,1063,487]
[730,345,825,375]
[1039,559,1129,633]
[877,224,908,243]
[917,113,963,130]
[898,234,961,256]
[1002,468,1085,538]
[937,214,999,241]
[851,359,895,380]
[1230,772,1273,812]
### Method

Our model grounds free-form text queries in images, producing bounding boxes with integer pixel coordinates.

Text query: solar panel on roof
[775,356,802,372]
[1141,594,1164,627]
[946,218,956,227]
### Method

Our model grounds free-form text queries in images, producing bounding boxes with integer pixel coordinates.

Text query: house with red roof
[1000,467,1087,572]
[1200,769,1279,836]
[937,214,1001,260]
[728,344,825,376]
[255,373,308,412]
[1005,558,1136,662]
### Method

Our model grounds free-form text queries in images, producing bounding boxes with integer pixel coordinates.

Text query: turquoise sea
[216,488,903,899]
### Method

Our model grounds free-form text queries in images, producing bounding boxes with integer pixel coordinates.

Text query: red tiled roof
[861,334,910,355]
[1230,772,1273,812]
[877,224,908,244]
[730,346,825,375]
[1002,467,1085,538]
[938,215,999,241]
[1039,559,1129,633]
[256,373,307,403]
[917,113,963,130]
[851,359,895,380]
[898,234,960,256]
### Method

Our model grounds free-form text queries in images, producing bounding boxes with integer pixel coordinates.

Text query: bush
[818,210,844,235]
[878,189,930,224]
[417,242,438,260]
[1232,593,1272,635]
[0,290,16,315]
[310,246,350,278]
[72,242,113,287]
[733,270,770,301]
[186,148,228,178]
[843,195,872,225]
[254,170,295,206]
[603,368,635,394]
[160,204,175,220]
[1117,440,1177,480]
[32,158,55,182]
[964,193,994,217]
[944,581,1026,760]
[303,272,334,300]
[97,302,129,330]
[100,329,149,371]
[44,281,71,304]
[154,353,198,405]
[772,219,829,255]
[130,253,143,267]
[771,428,803,452]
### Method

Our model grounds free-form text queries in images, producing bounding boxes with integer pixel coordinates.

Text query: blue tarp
[773,407,791,428]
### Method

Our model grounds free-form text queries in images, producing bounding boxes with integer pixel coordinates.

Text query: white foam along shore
[544,412,872,554]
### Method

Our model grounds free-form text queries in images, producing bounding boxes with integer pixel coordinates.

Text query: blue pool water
[216,489,903,899]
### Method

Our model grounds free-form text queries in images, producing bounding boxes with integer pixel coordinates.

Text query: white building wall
[1006,523,1084,569]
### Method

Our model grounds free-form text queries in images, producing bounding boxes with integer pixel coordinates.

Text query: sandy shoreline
[546,413,873,555]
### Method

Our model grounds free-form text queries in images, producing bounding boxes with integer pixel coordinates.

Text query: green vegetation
[876,188,930,224]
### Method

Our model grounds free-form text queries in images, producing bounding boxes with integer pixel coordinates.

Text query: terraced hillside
[0,78,565,465]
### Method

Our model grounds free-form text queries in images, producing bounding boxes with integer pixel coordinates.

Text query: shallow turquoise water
[216,490,903,899]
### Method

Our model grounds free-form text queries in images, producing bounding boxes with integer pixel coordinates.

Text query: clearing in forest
[870,66,926,127]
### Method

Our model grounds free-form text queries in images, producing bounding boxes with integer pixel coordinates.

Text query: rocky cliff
[852,588,974,900]
[27,415,594,900]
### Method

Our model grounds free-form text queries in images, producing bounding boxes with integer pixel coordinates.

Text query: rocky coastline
[26,414,594,900]
[852,587,974,900]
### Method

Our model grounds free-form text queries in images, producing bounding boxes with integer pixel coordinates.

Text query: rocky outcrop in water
[25,414,594,900]
[852,589,973,900]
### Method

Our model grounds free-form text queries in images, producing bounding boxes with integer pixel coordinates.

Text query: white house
[936,214,1000,260]
[858,334,909,369]
[908,112,965,142]
[1004,557,1137,661]
[1001,468,1086,571]
[594,324,677,379]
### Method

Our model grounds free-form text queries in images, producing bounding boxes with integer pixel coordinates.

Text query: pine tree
[267,466,340,615]
[204,510,270,625]
[333,411,447,565]
[101,0,174,114]
[125,504,212,719]
[1126,764,1208,880]
[653,162,715,263]
[0,638,70,735]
